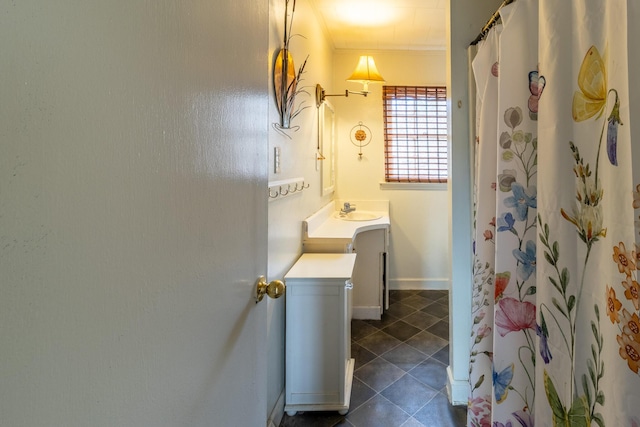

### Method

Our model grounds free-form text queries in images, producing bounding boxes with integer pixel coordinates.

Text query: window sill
[379,182,447,191]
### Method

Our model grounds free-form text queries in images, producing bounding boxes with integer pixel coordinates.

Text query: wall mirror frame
[318,100,336,196]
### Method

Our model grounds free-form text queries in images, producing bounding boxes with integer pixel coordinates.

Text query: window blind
[383,86,448,183]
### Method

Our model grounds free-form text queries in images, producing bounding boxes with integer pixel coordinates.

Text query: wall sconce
[315,55,385,107]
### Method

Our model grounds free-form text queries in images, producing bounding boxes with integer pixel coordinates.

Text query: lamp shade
[346,56,385,92]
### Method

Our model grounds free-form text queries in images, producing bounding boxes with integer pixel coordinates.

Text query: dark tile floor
[280,289,467,427]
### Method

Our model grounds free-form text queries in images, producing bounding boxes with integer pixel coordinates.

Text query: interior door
[1,1,269,426]
[193,1,270,424]
[207,84,269,426]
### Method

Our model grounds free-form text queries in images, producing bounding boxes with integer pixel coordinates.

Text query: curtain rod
[469,0,515,46]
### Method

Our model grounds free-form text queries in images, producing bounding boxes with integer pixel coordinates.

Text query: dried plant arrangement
[273,0,309,137]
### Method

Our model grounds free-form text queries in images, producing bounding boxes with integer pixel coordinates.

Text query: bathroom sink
[334,211,382,221]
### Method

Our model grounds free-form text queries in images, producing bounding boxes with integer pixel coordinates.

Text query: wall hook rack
[268,177,310,201]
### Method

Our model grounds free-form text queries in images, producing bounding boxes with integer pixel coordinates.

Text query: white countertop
[285,253,357,279]
[303,201,390,241]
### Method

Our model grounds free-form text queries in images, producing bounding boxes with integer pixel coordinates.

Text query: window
[383,86,448,183]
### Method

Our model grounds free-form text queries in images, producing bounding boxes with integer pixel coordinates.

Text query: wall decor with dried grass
[273,0,309,137]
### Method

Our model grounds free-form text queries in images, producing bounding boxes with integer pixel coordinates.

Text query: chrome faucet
[340,202,356,215]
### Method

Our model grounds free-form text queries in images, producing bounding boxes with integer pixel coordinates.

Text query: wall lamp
[315,55,386,107]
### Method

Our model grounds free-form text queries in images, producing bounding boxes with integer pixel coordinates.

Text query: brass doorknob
[255,276,285,303]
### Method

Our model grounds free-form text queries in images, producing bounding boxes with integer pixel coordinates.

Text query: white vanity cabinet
[301,201,390,320]
[284,253,357,416]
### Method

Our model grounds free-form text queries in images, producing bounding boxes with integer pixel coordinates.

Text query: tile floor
[279,289,467,427]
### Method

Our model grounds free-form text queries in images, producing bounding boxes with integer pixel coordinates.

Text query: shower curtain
[468,0,640,425]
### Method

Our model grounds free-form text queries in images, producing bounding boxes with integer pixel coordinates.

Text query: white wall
[266,0,335,424]
[332,50,450,290]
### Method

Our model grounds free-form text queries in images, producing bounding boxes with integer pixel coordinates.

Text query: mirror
[319,100,336,196]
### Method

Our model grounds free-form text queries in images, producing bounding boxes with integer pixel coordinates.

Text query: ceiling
[307,0,448,51]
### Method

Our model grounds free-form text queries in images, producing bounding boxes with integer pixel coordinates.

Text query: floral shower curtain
[468,0,640,425]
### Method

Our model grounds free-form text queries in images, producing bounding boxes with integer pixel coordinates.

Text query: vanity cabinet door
[284,254,356,416]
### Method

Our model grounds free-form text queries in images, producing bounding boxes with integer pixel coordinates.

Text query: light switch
[274,146,281,173]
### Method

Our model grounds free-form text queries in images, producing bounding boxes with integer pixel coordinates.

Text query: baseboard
[352,306,381,320]
[267,389,285,427]
[389,278,449,291]
[446,365,468,406]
